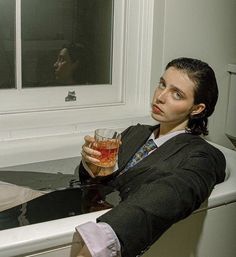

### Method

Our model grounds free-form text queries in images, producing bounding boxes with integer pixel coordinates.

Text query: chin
[151,112,162,122]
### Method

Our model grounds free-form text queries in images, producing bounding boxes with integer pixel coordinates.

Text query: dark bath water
[0,183,120,231]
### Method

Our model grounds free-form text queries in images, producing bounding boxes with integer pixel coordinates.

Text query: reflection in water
[18,203,30,226]
[0,184,120,231]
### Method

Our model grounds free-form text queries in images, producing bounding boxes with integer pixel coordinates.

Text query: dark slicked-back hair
[165,57,218,135]
[62,42,87,84]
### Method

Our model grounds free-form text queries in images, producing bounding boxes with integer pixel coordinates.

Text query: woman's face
[54,48,75,83]
[151,67,200,129]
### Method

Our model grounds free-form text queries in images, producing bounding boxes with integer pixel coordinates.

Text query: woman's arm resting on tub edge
[75,145,226,257]
[75,172,212,257]
[75,174,225,257]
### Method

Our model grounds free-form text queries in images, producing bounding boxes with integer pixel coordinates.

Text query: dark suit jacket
[79,124,226,257]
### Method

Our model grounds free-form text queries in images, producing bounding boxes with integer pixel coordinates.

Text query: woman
[76,57,226,257]
[54,43,85,85]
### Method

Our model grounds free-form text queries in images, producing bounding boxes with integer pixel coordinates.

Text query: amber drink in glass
[92,129,121,171]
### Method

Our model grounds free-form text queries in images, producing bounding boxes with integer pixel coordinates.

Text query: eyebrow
[159,76,186,96]
[159,76,165,83]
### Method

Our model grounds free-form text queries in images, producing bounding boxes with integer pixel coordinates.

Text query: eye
[158,81,166,89]
[172,91,183,100]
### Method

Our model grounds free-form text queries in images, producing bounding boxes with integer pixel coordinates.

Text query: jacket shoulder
[179,134,226,182]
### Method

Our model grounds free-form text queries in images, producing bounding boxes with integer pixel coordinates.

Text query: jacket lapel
[118,125,196,172]
[152,133,192,161]
[118,125,157,170]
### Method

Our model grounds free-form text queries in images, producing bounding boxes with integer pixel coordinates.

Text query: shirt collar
[149,129,186,148]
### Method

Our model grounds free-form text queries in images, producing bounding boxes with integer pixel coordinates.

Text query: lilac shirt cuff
[76,221,121,257]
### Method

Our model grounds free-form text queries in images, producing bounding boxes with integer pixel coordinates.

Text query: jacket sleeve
[97,145,226,257]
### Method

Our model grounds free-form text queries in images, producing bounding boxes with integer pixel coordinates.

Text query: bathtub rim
[0,143,235,256]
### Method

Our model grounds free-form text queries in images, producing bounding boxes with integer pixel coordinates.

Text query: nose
[54,61,58,69]
[156,89,167,103]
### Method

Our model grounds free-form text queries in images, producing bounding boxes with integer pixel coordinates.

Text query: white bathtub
[0,143,235,257]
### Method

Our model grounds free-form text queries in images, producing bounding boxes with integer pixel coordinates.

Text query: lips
[152,104,163,114]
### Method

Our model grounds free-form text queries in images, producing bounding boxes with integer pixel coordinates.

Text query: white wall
[151,0,236,149]
[1,0,235,168]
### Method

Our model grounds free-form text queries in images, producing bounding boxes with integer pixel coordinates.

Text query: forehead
[58,48,70,59]
[162,67,196,94]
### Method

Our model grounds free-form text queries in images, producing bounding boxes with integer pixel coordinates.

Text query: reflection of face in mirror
[54,43,82,85]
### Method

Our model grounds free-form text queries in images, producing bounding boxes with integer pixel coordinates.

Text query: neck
[157,121,187,138]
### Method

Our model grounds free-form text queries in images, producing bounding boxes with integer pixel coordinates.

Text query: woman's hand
[81,135,101,165]
[76,244,92,257]
[81,135,103,176]
[81,134,120,177]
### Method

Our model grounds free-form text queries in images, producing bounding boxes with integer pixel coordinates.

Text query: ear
[191,103,206,117]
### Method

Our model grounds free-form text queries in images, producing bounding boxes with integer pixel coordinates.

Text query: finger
[81,146,101,164]
[81,150,101,162]
[81,152,100,163]
[84,135,95,146]
[82,145,101,156]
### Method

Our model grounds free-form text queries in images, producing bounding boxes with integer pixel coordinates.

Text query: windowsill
[0,115,154,168]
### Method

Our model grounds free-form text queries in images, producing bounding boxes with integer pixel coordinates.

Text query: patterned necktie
[122,139,157,173]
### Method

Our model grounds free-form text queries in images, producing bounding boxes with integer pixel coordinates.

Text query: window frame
[1,0,124,110]
[0,0,155,163]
